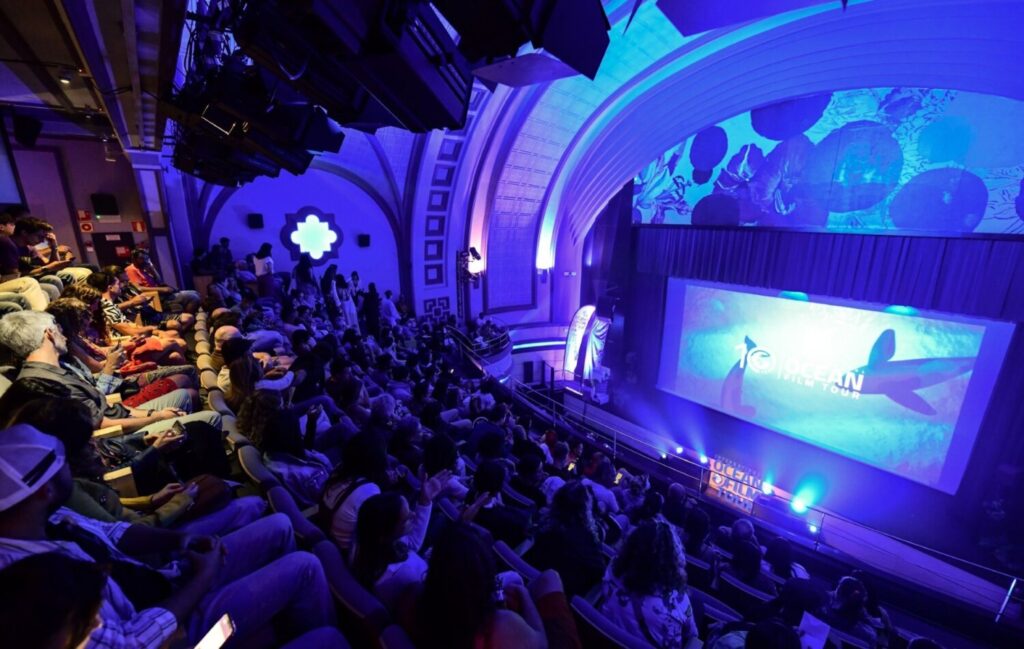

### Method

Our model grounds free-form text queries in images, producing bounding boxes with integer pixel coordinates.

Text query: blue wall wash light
[280,207,343,265]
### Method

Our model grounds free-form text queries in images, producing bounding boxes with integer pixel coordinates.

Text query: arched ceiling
[468,0,1024,314]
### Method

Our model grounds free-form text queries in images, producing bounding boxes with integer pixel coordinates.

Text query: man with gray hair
[0,310,220,435]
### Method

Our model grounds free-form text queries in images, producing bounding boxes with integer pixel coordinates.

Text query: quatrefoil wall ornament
[280,207,343,266]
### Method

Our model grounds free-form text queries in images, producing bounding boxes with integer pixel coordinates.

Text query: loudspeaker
[90,193,119,217]
[357,234,370,248]
[12,115,42,147]
[247,213,264,229]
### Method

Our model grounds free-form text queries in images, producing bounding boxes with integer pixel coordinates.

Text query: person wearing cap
[0,424,337,648]
[0,310,220,436]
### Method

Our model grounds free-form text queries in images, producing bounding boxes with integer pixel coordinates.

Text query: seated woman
[415,523,556,649]
[237,390,336,508]
[65,280,187,366]
[720,539,779,595]
[321,431,392,552]
[524,480,606,598]
[351,472,450,611]
[597,520,699,648]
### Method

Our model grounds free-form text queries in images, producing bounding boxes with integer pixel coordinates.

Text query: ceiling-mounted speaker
[12,115,42,147]
[357,234,370,248]
[90,193,119,217]
[247,213,264,229]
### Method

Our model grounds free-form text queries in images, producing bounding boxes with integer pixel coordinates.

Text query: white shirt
[253,256,274,276]
[323,481,381,550]
[368,502,432,611]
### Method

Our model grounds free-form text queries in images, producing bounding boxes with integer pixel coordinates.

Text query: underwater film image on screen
[657,281,1015,493]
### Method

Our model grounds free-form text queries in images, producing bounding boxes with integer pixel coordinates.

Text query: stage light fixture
[762,482,774,496]
[808,523,819,534]
[790,497,809,514]
[675,446,684,454]
[660,452,668,460]
[58,67,75,85]
[698,454,709,464]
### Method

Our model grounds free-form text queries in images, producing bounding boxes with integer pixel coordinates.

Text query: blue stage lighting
[699,454,709,464]
[762,481,774,496]
[675,446,684,454]
[790,497,809,514]
[808,523,819,534]
[660,452,668,460]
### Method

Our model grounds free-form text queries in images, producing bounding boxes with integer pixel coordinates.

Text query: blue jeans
[176,496,267,537]
[185,513,336,644]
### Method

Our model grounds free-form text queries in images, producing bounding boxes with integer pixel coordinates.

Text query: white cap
[0,424,66,512]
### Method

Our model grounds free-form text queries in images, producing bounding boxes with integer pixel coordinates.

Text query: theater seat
[379,624,417,649]
[196,354,214,371]
[829,628,872,649]
[686,555,713,591]
[493,540,541,582]
[238,445,279,492]
[437,497,460,522]
[312,539,393,648]
[570,595,650,649]
[717,572,774,617]
[200,369,219,390]
[687,586,742,637]
[266,485,325,547]
[207,389,234,416]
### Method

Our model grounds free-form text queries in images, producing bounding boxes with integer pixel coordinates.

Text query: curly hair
[544,480,600,543]
[612,520,687,598]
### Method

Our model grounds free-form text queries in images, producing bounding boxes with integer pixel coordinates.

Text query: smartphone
[170,421,187,438]
[195,613,235,649]
[567,462,576,472]
[614,471,623,485]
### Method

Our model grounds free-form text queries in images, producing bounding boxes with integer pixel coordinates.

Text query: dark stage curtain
[630,226,1024,508]
[635,227,1024,321]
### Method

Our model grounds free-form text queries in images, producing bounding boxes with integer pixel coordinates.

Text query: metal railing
[505,366,1023,625]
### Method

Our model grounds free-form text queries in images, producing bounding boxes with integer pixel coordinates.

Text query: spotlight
[762,482,774,496]
[58,67,75,85]
[790,497,808,514]
[469,247,481,261]
[808,523,819,534]
[675,446,684,455]
[698,454,709,464]
[659,452,668,460]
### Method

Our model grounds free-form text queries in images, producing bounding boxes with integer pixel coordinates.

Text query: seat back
[687,585,742,637]
[238,445,279,491]
[379,624,417,649]
[207,389,234,416]
[829,628,872,649]
[493,540,540,582]
[718,572,774,617]
[313,540,393,646]
[686,555,713,591]
[200,369,219,390]
[266,485,326,547]
[570,595,651,649]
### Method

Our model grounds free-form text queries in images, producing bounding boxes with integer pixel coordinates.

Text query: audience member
[525,480,606,598]
[0,424,335,647]
[721,540,778,595]
[598,520,698,647]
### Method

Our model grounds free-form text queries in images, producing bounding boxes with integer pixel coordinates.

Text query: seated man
[0,310,218,436]
[90,271,193,347]
[0,424,336,647]
[0,216,57,309]
[125,248,200,314]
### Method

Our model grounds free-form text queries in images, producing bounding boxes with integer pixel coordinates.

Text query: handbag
[95,437,135,469]
[175,474,234,523]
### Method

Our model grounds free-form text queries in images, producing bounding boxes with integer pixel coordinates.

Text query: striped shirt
[0,508,178,649]
[101,298,129,325]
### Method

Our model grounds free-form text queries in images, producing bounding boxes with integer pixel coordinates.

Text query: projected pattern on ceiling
[632,88,1024,235]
